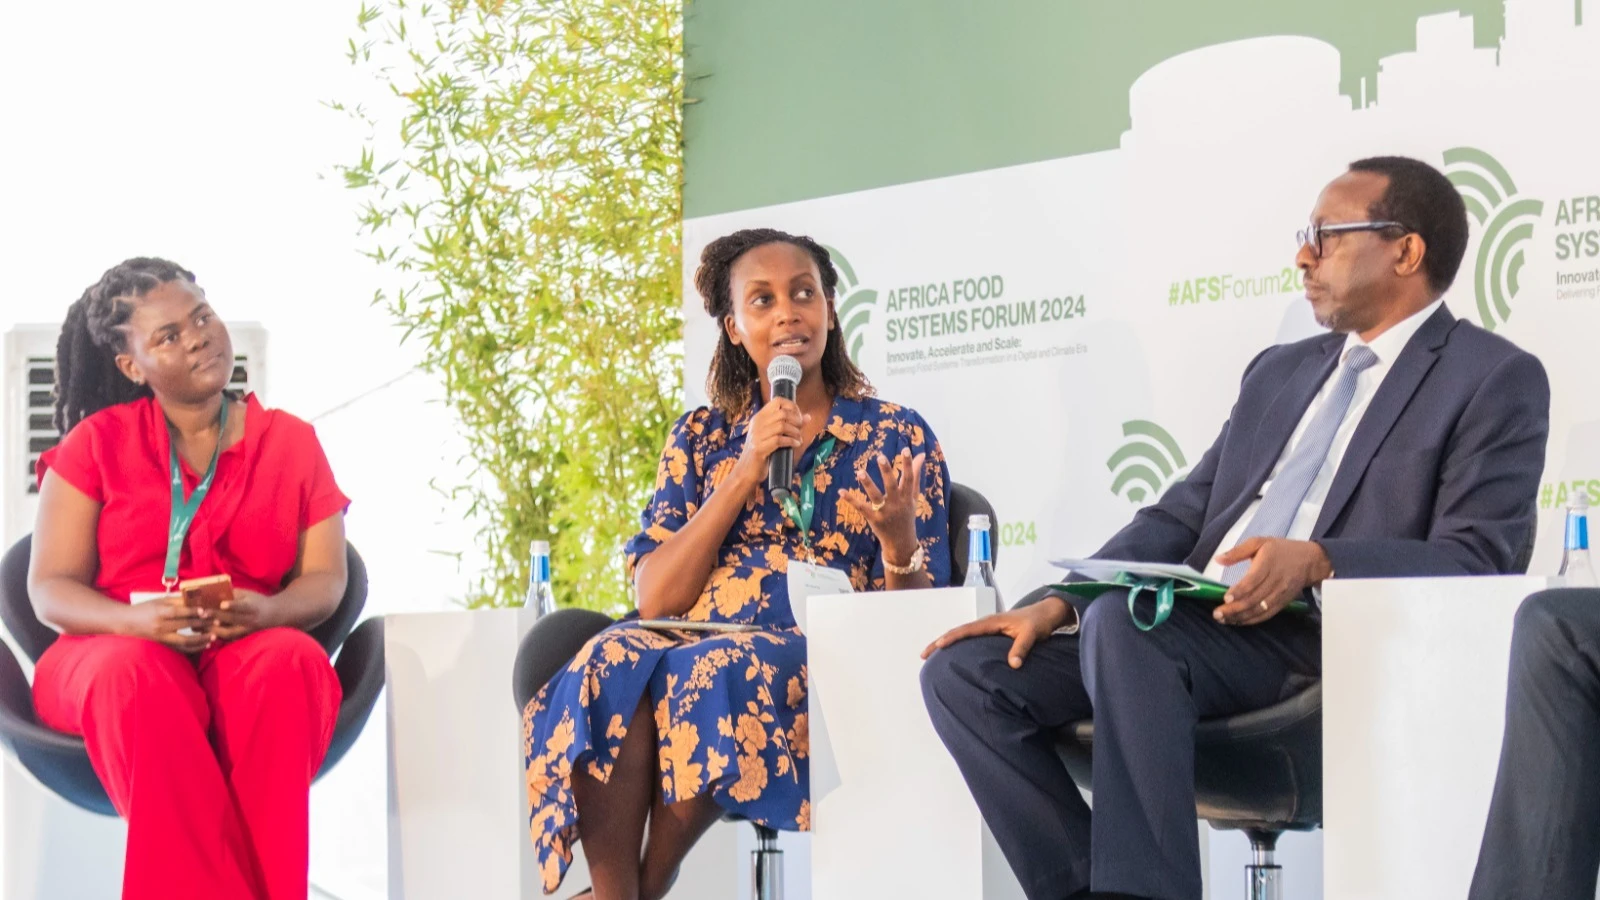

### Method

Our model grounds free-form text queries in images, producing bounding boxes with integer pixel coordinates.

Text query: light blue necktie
[1221,344,1380,585]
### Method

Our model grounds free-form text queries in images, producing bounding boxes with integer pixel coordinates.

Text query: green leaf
[339,0,684,611]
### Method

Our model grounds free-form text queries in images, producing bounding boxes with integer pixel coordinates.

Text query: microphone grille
[767,355,803,386]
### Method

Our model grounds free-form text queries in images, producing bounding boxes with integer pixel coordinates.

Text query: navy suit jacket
[1095,305,1550,580]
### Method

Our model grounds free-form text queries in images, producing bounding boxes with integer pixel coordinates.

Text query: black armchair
[511,482,998,900]
[1057,674,1320,900]
[0,534,386,816]
[1029,512,1540,900]
[1049,518,1536,896]
[1008,582,1314,900]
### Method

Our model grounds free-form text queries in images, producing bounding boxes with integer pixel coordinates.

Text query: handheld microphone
[766,355,803,500]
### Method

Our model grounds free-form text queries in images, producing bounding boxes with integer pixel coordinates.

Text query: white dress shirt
[1201,299,1445,581]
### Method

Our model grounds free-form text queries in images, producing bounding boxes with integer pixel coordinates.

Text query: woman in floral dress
[523,228,953,899]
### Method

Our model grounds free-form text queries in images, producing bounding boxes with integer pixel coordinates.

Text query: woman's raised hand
[841,447,926,566]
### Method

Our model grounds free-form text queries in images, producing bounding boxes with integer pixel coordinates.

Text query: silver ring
[1258,600,1269,611]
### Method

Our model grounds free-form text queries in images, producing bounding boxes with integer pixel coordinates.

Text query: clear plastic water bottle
[1560,496,1597,587]
[525,540,557,616]
[963,514,1002,610]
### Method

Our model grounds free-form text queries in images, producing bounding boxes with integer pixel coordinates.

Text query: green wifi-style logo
[1107,420,1188,505]
[1443,147,1543,332]
[823,245,876,366]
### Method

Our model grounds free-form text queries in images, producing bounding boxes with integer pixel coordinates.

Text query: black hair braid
[54,257,197,434]
[693,228,874,418]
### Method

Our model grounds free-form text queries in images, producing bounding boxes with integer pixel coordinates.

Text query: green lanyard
[779,436,837,552]
[163,399,229,591]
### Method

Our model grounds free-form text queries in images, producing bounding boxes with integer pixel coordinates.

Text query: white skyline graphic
[1123,0,1595,145]
[684,0,1600,619]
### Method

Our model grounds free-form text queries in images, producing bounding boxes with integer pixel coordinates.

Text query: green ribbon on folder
[1050,563,1307,632]
[1115,572,1181,632]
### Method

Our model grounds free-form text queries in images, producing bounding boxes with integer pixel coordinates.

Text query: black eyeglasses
[1297,221,1409,258]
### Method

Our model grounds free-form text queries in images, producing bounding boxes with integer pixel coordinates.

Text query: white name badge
[787,560,855,635]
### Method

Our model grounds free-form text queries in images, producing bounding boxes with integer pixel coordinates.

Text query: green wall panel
[683,0,1511,218]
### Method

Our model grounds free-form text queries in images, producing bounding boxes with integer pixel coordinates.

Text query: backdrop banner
[683,6,1600,602]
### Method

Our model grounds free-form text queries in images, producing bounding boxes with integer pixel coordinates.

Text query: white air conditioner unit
[2,323,267,546]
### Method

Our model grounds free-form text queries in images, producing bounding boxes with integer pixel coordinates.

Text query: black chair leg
[751,823,783,900]
[1243,829,1283,900]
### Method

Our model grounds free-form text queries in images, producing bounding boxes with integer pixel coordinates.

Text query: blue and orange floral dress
[521,392,952,892]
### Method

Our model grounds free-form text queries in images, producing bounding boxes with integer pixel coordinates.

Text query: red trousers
[33,627,342,900]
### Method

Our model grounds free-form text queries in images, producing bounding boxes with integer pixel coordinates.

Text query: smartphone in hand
[179,574,234,612]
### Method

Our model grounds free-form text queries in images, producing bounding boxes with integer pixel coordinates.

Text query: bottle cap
[531,540,551,555]
[967,514,991,529]
[1574,494,1591,512]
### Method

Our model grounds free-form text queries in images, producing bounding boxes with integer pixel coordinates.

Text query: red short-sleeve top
[36,394,349,602]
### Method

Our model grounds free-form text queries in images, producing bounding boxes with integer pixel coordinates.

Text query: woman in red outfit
[27,257,350,900]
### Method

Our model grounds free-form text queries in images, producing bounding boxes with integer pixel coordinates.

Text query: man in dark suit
[1470,587,1600,900]
[920,156,1550,900]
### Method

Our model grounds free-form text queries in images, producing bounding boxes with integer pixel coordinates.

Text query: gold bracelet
[883,543,926,575]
